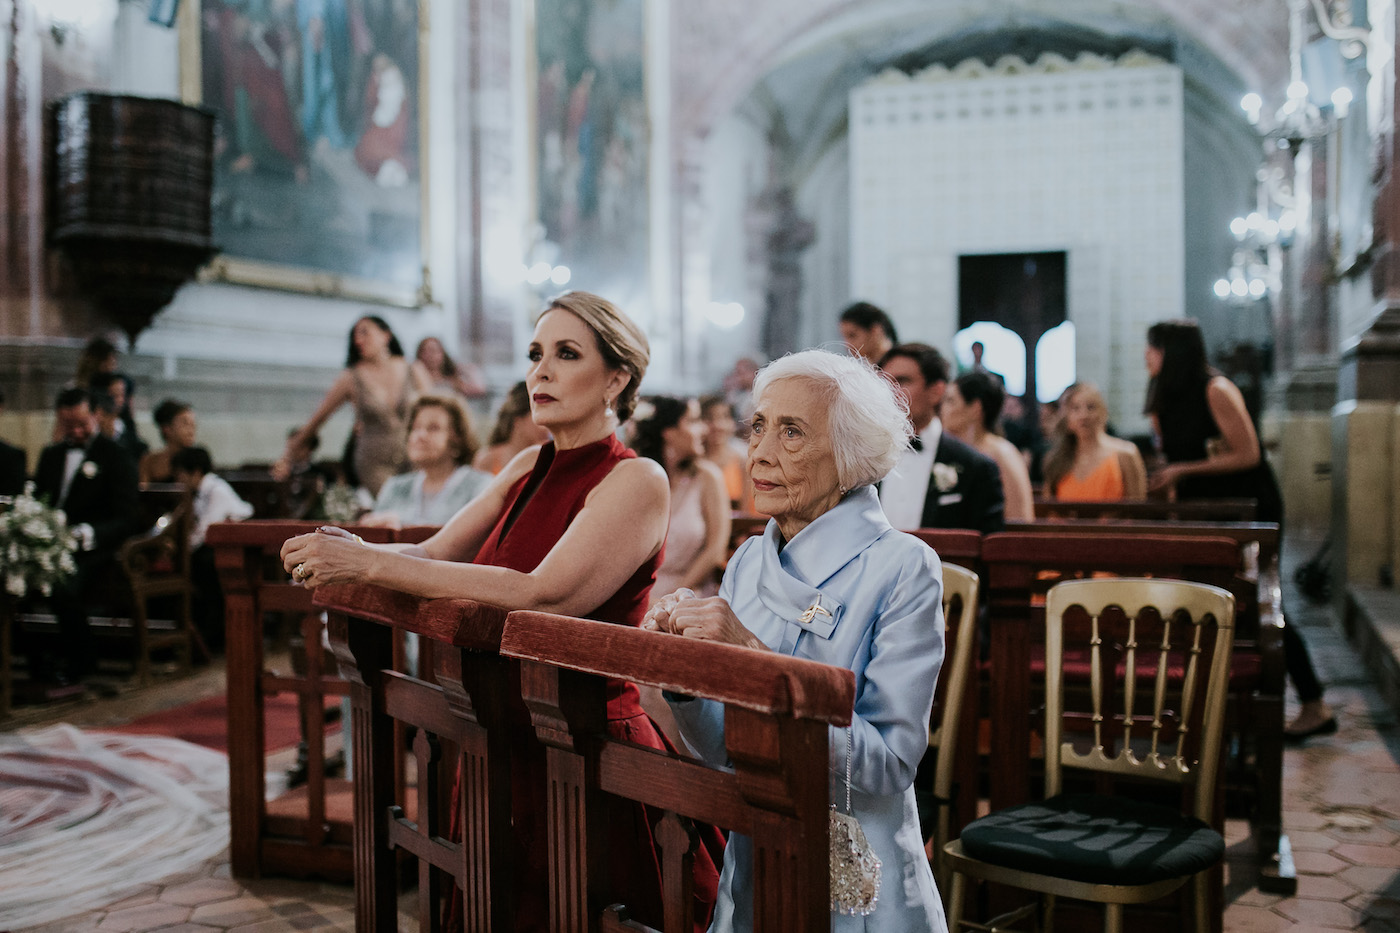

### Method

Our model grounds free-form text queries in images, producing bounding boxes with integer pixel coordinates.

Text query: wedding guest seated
[940,371,1035,521]
[91,391,144,467]
[630,396,731,603]
[878,342,1005,533]
[139,399,197,485]
[698,394,754,512]
[0,386,26,497]
[646,348,948,929]
[472,380,550,474]
[90,372,147,463]
[172,446,254,652]
[410,336,488,401]
[281,290,724,931]
[1043,382,1146,501]
[32,387,144,686]
[361,394,492,529]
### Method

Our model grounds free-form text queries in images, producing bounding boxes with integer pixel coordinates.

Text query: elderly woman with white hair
[646,348,948,932]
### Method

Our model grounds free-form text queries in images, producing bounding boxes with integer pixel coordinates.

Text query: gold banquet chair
[928,562,980,893]
[943,578,1235,933]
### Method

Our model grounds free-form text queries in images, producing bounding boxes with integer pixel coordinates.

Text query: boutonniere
[932,462,959,492]
[81,461,99,479]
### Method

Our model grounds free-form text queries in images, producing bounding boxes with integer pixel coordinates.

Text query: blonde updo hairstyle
[540,291,650,422]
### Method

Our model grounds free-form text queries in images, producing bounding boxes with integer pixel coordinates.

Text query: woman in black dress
[1144,320,1335,739]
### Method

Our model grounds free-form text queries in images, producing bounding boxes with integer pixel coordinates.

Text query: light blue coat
[669,485,948,932]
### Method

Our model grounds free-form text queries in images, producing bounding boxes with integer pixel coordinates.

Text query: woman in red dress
[282,291,721,930]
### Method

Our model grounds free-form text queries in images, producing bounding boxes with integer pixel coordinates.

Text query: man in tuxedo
[0,387,27,497]
[877,342,1004,533]
[32,387,144,684]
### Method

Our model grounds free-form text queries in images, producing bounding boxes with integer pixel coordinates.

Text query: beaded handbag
[829,728,881,915]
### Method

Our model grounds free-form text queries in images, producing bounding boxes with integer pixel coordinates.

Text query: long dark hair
[1144,320,1213,416]
[487,381,532,446]
[415,336,458,377]
[346,316,405,367]
[953,371,1005,432]
[629,395,693,471]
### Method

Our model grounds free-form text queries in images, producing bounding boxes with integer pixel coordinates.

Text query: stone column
[457,0,520,369]
[1331,8,1400,586]
[0,0,41,343]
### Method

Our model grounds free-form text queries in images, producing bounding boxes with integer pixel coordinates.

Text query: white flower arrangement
[932,462,961,493]
[0,483,79,599]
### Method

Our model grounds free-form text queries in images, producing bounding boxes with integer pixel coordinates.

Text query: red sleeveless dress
[453,434,722,932]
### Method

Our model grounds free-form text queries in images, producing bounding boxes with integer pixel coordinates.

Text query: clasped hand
[642,589,768,652]
[280,526,373,588]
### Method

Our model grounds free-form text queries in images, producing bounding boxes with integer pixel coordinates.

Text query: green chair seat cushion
[958,793,1224,885]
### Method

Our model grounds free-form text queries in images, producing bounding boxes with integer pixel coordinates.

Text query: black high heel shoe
[1283,716,1338,742]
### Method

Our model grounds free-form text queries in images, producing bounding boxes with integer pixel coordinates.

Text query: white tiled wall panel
[850,55,1185,425]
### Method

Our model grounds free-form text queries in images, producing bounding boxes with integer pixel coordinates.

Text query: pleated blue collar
[755,485,893,643]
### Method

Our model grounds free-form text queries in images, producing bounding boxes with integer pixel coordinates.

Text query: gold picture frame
[179,0,432,307]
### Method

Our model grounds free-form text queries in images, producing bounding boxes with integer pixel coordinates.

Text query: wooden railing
[208,520,401,881]
[314,583,855,933]
[213,510,1291,915]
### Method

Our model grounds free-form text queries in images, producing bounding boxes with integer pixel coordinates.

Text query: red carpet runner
[110,692,339,754]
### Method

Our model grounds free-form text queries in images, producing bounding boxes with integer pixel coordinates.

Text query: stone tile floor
[5,533,1399,931]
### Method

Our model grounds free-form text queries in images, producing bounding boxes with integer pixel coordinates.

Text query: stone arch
[673,0,1288,144]
[670,0,1290,376]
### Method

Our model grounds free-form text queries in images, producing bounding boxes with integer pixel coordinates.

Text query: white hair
[752,348,912,490]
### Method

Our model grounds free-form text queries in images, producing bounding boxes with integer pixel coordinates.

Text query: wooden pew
[978,532,1244,816]
[313,583,854,932]
[910,529,983,838]
[208,520,400,882]
[1033,497,1257,521]
[1003,519,1291,892]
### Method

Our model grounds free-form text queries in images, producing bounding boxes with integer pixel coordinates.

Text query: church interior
[3,0,1400,930]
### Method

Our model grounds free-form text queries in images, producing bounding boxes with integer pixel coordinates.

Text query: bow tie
[910,435,924,452]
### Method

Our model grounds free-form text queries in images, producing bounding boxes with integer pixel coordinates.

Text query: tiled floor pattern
[6,533,1400,931]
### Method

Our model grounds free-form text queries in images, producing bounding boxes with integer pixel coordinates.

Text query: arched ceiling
[672,0,1291,148]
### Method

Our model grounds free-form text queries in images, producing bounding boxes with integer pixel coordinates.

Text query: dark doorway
[959,252,1067,401]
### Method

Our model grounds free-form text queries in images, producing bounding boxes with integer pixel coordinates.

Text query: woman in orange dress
[1042,383,1146,501]
[698,394,754,513]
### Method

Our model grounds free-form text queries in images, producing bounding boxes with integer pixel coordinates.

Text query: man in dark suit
[877,342,1004,533]
[31,387,144,684]
[90,372,148,465]
[0,386,27,497]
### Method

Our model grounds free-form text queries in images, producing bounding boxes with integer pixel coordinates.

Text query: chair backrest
[910,528,982,567]
[1043,578,1235,822]
[931,563,979,763]
[1033,498,1257,521]
[930,563,979,888]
